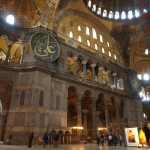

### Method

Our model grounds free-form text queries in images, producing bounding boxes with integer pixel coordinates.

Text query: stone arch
[108,96,116,132]
[81,90,93,138]
[58,130,64,144]
[67,86,78,127]
[0,78,13,141]
[96,93,105,127]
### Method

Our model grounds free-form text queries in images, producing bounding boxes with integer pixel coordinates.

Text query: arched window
[92,4,96,12]
[115,11,119,19]
[143,74,149,80]
[145,49,149,55]
[103,10,107,17]
[95,43,98,50]
[107,41,110,47]
[86,26,90,35]
[137,74,142,80]
[78,35,82,42]
[102,47,105,53]
[87,0,92,8]
[135,9,140,18]
[109,11,113,19]
[121,11,126,19]
[99,34,103,43]
[114,54,117,60]
[56,96,60,110]
[92,28,97,39]
[87,40,90,47]
[109,51,111,57]
[97,7,102,15]
[69,31,73,38]
[128,10,133,19]
[78,25,81,31]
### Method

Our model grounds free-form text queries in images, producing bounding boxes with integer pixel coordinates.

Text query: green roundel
[30,32,60,62]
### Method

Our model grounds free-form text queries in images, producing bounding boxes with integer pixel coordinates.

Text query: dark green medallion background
[30,32,60,62]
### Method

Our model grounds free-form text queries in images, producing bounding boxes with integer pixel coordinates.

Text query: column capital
[73,56,78,61]
[90,63,96,68]
[82,60,87,65]
[112,72,117,76]
[106,70,111,74]
[82,109,88,114]
[98,67,104,70]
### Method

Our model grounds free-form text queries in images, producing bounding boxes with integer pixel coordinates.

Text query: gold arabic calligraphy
[33,35,56,57]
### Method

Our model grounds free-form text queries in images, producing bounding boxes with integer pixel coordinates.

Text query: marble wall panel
[14,112,25,127]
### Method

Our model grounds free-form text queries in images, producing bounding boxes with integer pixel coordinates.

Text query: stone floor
[0,143,149,150]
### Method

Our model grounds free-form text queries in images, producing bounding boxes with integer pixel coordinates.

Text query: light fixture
[6,14,15,25]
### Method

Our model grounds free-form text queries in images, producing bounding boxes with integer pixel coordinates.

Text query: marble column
[82,60,87,82]
[115,99,121,134]
[90,63,96,82]
[82,109,88,137]
[104,104,110,130]
[77,95,82,126]
[112,72,117,89]
[106,70,111,87]
[92,103,96,138]
[98,67,104,86]
[96,111,100,129]
[73,56,78,80]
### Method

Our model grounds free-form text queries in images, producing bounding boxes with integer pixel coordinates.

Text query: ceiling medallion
[30,32,60,62]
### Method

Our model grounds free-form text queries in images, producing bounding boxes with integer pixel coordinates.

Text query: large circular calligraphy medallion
[30,32,60,62]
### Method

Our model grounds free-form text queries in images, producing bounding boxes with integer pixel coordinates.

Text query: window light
[145,49,149,55]
[92,28,97,39]
[78,35,82,42]
[137,74,142,80]
[69,31,73,38]
[114,54,117,60]
[109,51,111,57]
[87,40,90,47]
[115,11,119,19]
[97,7,102,15]
[102,47,105,53]
[100,34,103,43]
[121,11,126,19]
[107,42,110,47]
[95,43,98,50]
[103,10,107,17]
[78,25,81,31]
[128,10,133,19]
[143,73,149,80]
[135,9,140,18]
[87,0,92,8]
[108,11,113,19]
[92,4,96,12]
[86,26,90,35]
[6,14,15,25]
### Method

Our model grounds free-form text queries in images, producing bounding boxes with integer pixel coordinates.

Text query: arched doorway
[0,79,13,141]
[81,90,93,139]
[67,86,77,127]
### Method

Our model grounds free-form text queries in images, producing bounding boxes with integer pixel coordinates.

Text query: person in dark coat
[96,135,100,146]
[43,132,49,147]
[28,132,34,148]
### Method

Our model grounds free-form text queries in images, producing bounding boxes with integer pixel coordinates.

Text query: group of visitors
[96,133,122,146]
[28,131,59,148]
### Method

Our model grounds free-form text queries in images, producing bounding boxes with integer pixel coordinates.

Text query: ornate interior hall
[0,0,150,146]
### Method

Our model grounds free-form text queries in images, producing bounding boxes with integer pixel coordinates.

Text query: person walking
[96,135,100,146]
[118,134,122,146]
[28,132,34,148]
[43,132,49,147]
[100,134,104,146]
